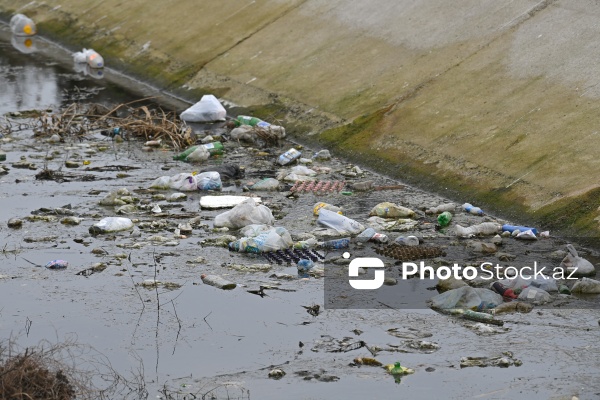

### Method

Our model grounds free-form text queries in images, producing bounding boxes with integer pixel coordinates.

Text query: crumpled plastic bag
[369,202,415,218]
[428,286,503,310]
[571,277,600,294]
[170,173,198,191]
[214,198,275,229]
[517,287,551,304]
[196,171,221,190]
[180,94,226,122]
[229,226,293,253]
[558,244,596,277]
[316,209,364,236]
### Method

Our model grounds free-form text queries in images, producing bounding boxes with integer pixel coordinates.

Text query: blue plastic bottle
[501,224,538,235]
[462,203,484,215]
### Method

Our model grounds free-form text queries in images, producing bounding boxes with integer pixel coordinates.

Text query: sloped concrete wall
[1,0,599,236]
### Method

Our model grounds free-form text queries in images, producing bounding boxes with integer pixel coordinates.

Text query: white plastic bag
[149,176,171,190]
[10,14,36,36]
[558,244,596,277]
[196,171,222,190]
[230,226,293,253]
[170,173,198,191]
[214,198,275,229]
[89,217,133,234]
[180,95,226,122]
[186,146,210,163]
[317,209,364,236]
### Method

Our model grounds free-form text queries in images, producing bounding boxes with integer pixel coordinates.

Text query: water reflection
[73,61,105,80]
[11,34,37,54]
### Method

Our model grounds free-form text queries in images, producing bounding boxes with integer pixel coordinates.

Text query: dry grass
[0,338,149,400]
[1,99,194,149]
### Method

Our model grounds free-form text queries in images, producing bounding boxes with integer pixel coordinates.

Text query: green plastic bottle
[437,211,453,227]
[390,362,403,374]
[173,145,199,161]
[173,142,224,160]
[202,141,224,156]
[234,115,271,128]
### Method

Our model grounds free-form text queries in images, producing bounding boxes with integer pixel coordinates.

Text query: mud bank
[1,1,599,241]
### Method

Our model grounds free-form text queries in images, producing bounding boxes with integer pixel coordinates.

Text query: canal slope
[1,0,599,241]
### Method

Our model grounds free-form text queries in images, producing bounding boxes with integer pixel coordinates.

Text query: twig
[203,312,213,331]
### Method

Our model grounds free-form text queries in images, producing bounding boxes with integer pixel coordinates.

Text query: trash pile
[2,80,599,390]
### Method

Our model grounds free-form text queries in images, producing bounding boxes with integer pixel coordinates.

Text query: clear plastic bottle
[317,238,350,249]
[10,14,36,36]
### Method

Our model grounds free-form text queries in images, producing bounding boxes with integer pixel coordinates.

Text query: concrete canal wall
[1,0,599,239]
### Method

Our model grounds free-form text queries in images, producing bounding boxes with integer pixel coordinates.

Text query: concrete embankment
[1,0,599,240]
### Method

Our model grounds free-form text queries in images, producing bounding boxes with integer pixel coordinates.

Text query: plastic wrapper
[186,146,210,163]
[369,202,415,218]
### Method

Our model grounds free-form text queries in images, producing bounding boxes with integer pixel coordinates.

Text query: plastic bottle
[455,222,500,237]
[502,224,538,236]
[201,274,236,290]
[371,233,389,243]
[394,236,419,246]
[174,142,224,161]
[317,238,350,249]
[10,14,36,36]
[462,309,503,326]
[356,228,376,243]
[437,211,453,227]
[426,203,456,214]
[293,238,318,249]
[234,115,271,128]
[85,49,104,69]
[462,203,484,215]
[202,141,224,156]
[277,148,302,165]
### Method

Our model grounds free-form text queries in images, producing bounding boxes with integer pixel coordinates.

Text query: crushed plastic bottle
[277,148,302,166]
[45,260,69,270]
